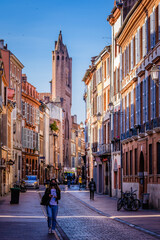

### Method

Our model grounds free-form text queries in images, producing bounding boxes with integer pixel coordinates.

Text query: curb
[68,192,160,239]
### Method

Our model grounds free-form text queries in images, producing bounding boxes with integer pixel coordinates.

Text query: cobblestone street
[0,186,159,240]
[57,187,158,240]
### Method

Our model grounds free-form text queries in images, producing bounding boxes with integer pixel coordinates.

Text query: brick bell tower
[51,31,72,168]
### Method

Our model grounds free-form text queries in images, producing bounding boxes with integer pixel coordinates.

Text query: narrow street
[0,186,159,240]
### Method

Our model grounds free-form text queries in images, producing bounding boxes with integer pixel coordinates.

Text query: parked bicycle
[117,188,141,211]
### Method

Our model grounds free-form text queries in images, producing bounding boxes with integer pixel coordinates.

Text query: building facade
[83,46,111,193]
[21,74,40,179]
[51,31,72,168]
[10,53,24,183]
[0,43,15,196]
[107,0,160,208]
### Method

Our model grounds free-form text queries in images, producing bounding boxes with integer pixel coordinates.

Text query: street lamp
[97,112,102,122]
[108,101,114,113]
[150,64,160,87]
[80,121,84,129]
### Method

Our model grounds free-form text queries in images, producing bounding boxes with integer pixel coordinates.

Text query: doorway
[139,151,144,198]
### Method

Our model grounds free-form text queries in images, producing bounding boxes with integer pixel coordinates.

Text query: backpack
[40,191,50,206]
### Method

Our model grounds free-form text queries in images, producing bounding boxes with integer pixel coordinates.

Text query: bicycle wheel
[117,198,123,211]
[131,199,141,211]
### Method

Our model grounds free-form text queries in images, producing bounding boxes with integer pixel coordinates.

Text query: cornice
[22,92,40,106]
[117,0,154,47]
[10,54,24,69]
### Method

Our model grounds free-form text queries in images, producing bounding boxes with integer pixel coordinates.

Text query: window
[149,144,152,174]
[57,55,59,60]
[72,157,75,168]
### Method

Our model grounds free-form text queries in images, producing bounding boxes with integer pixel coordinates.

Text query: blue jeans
[46,205,58,230]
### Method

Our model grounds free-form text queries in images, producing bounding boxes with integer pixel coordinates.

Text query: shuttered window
[131,90,134,128]
[140,27,143,60]
[104,91,106,112]
[143,79,146,124]
[155,6,159,44]
[150,9,156,49]
[120,53,122,82]
[126,94,129,131]
[147,16,151,51]
[131,38,134,69]
[142,20,147,57]
[136,85,138,125]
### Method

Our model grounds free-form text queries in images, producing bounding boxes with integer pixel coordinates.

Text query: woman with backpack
[43,178,61,234]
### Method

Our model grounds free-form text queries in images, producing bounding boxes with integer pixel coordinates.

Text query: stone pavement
[66,185,160,239]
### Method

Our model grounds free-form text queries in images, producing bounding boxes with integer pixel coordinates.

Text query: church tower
[51,31,72,168]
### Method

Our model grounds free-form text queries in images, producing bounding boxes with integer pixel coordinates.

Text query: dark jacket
[88,181,96,192]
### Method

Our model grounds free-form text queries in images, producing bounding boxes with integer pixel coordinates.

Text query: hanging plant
[50,121,59,132]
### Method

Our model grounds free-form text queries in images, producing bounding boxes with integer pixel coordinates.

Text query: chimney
[0,40,4,49]
[22,74,27,82]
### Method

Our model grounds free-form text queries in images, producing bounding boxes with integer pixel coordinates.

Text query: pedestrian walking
[67,178,71,188]
[78,176,82,190]
[44,178,61,234]
[88,178,96,200]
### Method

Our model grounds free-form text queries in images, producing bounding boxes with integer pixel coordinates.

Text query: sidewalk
[67,186,160,239]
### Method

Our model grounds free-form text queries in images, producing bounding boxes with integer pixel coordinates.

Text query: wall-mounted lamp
[108,101,114,113]
[150,64,160,87]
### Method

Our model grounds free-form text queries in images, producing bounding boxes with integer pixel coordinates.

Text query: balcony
[99,143,111,154]
[153,117,160,133]
[113,141,120,152]
[126,130,133,142]
[146,121,153,135]
[131,128,138,140]
[92,142,98,153]
[139,124,145,138]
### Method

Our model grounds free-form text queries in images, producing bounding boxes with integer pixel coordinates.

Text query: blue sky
[1,0,114,123]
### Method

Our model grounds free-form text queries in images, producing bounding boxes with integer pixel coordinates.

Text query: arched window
[57,55,59,60]
[62,56,64,60]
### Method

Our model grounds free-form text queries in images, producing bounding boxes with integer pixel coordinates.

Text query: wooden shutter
[129,43,131,72]
[133,37,135,67]
[155,6,159,43]
[142,22,146,57]
[120,53,122,82]
[147,16,150,51]
[140,27,143,60]
[120,101,123,135]
[131,38,133,69]
[2,114,7,146]
[127,94,129,131]
[136,85,138,125]
[151,77,153,120]
[122,52,124,79]
[143,79,146,124]
[131,90,134,128]
[146,77,149,122]
[104,91,106,112]
[123,98,126,133]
